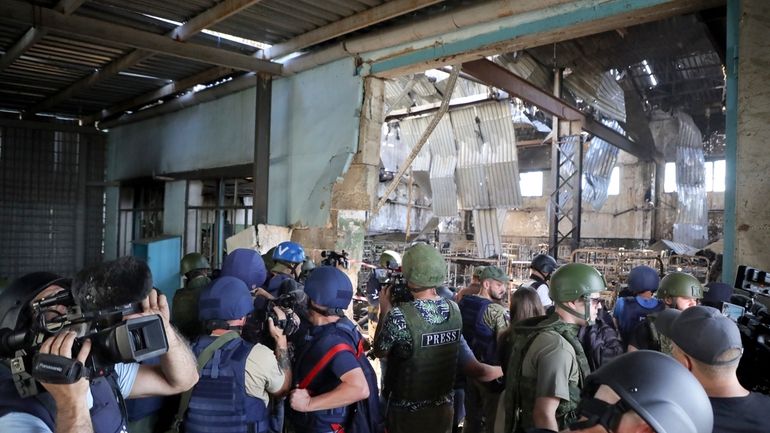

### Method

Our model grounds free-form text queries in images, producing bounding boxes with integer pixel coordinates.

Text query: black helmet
[531,254,557,275]
[573,351,713,433]
[0,272,65,331]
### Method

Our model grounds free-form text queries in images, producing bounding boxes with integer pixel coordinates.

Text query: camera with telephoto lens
[0,263,169,397]
[321,250,350,269]
[242,279,304,348]
[377,270,413,304]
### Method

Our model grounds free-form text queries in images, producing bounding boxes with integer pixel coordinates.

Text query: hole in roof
[142,14,271,50]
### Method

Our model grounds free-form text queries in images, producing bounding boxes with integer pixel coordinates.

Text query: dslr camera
[242,278,304,347]
[376,270,413,304]
[321,250,350,269]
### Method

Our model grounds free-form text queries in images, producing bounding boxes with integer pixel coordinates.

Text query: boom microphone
[71,257,154,312]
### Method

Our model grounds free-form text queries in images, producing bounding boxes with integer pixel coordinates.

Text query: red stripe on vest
[298,343,355,390]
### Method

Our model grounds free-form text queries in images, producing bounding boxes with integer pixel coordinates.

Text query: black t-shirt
[710,392,770,433]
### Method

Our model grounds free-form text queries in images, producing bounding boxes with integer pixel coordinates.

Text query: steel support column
[253,73,271,225]
[722,0,739,283]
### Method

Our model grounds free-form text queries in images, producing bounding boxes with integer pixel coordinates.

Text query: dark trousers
[387,402,453,433]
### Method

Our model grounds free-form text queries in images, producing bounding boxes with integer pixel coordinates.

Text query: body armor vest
[459,295,498,365]
[172,276,211,340]
[617,296,664,344]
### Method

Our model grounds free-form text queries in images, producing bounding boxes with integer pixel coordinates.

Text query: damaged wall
[501,150,724,245]
[106,58,363,230]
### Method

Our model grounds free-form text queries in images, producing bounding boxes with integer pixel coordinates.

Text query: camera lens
[130,328,146,351]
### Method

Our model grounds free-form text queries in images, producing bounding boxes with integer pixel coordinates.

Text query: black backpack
[297,319,384,433]
[578,308,624,371]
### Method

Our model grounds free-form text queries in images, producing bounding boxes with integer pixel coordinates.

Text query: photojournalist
[0,257,199,433]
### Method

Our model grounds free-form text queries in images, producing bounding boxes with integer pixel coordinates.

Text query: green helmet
[379,250,402,270]
[656,272,703,299]
[473,266,487,279]
[550,263,605,323]
[180,253,210,275]
[402,243,446,288]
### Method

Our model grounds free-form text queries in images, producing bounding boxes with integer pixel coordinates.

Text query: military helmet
[628,265,660,293]
[304,266,353,311]
[180,252,210,275]
[576,350,713,433]
[0,272,64,331]
[272,241,306,264]
[198,276,253,321]
[402,243,446,288]
[549,263,606,302]
[379,250,402,270]
[473,266,487,279]
[657,272,703,299]
[531,254,558,275]
[221,248,268,289]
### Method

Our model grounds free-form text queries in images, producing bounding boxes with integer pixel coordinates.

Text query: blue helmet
[304,266,353,311]
[221,248,267,289]
[628,265,660,293]
[272,241,306,264]
[199,276,254,321]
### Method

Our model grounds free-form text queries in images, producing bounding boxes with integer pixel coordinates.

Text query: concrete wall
[106,58,363,230]
[501,152,724,244]
[735,0,770,272]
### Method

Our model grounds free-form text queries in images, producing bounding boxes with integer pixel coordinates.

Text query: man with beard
[459,266,510,433]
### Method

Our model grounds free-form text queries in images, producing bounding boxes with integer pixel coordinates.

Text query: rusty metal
[461,58,652,160]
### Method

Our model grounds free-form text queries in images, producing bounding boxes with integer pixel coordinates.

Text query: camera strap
[167,331,239,433]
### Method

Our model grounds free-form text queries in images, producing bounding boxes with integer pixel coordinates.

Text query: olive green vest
[387,300,462,402]
[171,275,210,340]
[505,314,589,433]
[646,314,674,355]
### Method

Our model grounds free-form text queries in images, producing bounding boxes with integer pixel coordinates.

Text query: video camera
[321,250,350,269]
[0,258,168,397]
[733,265,770,394]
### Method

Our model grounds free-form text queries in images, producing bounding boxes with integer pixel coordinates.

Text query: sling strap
[168,331,240,432]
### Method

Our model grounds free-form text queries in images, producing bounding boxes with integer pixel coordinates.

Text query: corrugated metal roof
[452,101,522,210]
[582,119,622,210]
[473,208,502,258]
[427,115,457,216]
[0,0,407,119]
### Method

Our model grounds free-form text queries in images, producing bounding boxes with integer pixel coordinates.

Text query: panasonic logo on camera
[38,363,64,373]
[421,329,460,347]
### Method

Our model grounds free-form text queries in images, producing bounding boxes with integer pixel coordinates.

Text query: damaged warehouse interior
[2,0,770,431]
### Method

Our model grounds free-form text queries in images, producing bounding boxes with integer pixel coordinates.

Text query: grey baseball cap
[656,305,743,365]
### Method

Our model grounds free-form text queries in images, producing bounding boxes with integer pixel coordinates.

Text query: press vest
[386,300,462,402]
[171,276,211,340]
[617,296,664,344]
[459,295,498,365]
[0,364,127,433]
[187,336,268,433]
[291,318,367,432]
[505,314,589,433]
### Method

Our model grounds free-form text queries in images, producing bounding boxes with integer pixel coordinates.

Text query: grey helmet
[573,350,713,433]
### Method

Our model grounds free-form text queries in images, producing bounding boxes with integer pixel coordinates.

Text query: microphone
[71,257,154,312]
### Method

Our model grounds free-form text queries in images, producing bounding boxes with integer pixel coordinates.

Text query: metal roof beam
[5,0,277,115]
[84,66,235,124]
[0,0,280,72]
[0,0,85,74]
[262,0,445,60]
[0,27,46,74]
[462,59,652,160]
[171,0,263,41]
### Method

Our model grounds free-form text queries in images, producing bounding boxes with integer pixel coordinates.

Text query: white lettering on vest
[421,329,460,347]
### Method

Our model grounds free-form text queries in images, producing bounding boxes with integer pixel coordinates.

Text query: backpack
[578,308,624,371]
[298,320,384,433]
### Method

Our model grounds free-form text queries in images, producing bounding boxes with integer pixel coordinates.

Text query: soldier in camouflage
[172,252,211,340]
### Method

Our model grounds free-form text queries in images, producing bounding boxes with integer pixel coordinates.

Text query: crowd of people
[1,241,769,433]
